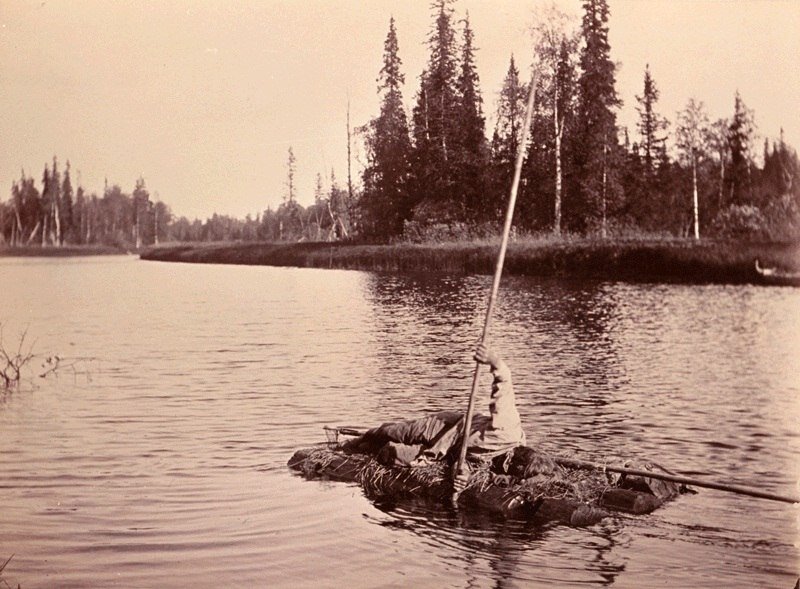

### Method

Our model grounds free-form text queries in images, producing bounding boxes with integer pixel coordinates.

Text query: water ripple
[0,257,798,588]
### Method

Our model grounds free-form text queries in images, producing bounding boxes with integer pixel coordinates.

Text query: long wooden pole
[332,426,799,505]
[556,457,800,505]
[453,76,538,488]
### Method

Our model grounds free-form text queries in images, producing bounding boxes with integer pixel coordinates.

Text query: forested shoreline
[140,239,800,285]
[2,0,799,250]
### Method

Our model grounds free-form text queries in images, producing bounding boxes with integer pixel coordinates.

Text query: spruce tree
[277,147,301,240]
[10,171,39,245]
[75,185,86,244]
[328,169,349,239]
[453,12,489,222]
[492,56,526,174]
[635,65,668,179]
[51,157,62,246]
[311,172,325,239]
[776,128,797,196]
[361,16,413,238]
[573,0,621,235]
[285,147,297,204]
[708,117,730,214]
[41,164,52,246]
[132,177,149,249]
[491,55,529,224]
[61,161,74,244]
[629,65,669,228]
[410,0,460,221]
[727,91,756,206]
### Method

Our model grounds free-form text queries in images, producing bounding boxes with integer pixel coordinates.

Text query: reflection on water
[0,256,798,588]
[364,496,629,588]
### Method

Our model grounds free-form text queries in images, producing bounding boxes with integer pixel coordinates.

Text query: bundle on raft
[287,443,688,527]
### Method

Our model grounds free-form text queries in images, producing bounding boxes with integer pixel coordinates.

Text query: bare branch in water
[0,324,36,389]
[1,323,76,390]
[0,553,14,589]
[0,554,12,574]
[39,355,62,379]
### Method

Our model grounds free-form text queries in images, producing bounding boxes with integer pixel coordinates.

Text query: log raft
[288,444,687,527]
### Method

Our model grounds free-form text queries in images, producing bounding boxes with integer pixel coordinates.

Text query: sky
[1,0,798,220]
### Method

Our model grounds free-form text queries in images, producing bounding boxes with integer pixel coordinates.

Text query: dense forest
[2,0,799,249]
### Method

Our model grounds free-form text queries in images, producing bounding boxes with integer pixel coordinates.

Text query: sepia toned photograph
[1,1,798,587]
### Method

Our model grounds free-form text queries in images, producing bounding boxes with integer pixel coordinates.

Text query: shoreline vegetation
[140,238,800,286]
[0,244,126,257]
[3,4,800,256]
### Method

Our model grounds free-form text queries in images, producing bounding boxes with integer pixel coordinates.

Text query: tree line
[0,157,171,248]
[2,0,798,248]
[357,0,799,242]
[0,153,353,247]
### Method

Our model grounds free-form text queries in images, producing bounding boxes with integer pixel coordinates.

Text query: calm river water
[0,255,798,588]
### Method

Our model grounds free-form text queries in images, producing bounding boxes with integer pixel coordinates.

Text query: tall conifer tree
[492,56,526,171]
[491,55,527,223]
[454,12,489,222]
[50,157,62,246]
[285,147,297,204]
[410,0,459,220]
[573,0,621,235]
[727,91,756,206]
[635,65,668,178]
[361,16,413,238]
[61,161,74,244]
[628,65,669,228]
[132,177,149,249]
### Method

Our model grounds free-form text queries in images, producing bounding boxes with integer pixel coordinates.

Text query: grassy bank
[140,238,800,285]
[0,244,127,257]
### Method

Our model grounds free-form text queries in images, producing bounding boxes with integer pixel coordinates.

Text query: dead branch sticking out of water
[0,554,19,589]
[0,324,84,391]
[0,324,35,390]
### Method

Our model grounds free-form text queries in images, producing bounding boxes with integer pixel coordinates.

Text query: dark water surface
[0,256,798,588]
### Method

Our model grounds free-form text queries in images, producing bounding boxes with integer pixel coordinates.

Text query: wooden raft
[288,444,686,527]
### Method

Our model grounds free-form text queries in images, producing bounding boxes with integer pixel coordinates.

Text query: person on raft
[343,343,526,489]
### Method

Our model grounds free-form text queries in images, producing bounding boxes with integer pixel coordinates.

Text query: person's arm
[474,343,517,429]
[474,343,504,373]
[474,343,512,401]
[452,466,470,494]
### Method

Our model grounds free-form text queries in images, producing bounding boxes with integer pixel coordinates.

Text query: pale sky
[1,0,798,220]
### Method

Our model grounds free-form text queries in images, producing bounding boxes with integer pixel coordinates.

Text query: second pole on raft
[452,74,537,504]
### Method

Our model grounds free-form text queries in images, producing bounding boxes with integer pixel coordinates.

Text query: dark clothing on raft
[344,362,526,467]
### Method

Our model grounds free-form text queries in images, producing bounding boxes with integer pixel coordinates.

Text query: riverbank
[0,244,127,257]
[140,238,800,285]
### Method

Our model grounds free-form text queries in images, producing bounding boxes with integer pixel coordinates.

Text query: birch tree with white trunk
[675,98,711,240]
[529,1,579,235]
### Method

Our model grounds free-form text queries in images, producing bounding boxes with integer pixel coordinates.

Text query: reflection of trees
[367,496,626,587]
[364,273,485,330]
[479,277,629,458]
[360,271,638,459]
[360,273,489,414]
[499,277,622,377]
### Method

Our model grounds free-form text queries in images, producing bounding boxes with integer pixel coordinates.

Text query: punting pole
[452,75,538,497]
[556,458,800,505]
[329,427,800,505]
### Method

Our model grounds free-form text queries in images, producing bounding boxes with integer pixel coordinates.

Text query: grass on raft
[298,445,613,506]
[140,235,800,284]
